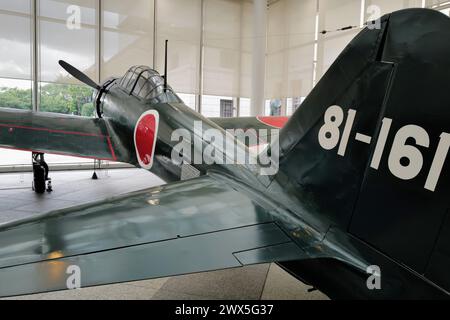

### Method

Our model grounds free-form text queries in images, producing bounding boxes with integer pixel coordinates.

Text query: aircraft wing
[210,116,289,131]
[0,174,306,297]
[210,116,289,148]
[0,108,117,161]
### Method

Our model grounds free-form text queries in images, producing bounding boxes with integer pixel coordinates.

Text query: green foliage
[81,102,95,117]
[0,87,32,110]
[0,83,94,116]
[40,83,94,115]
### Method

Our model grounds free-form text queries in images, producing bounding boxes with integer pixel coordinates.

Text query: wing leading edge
[0,108,116,161]
[0,175,305,297]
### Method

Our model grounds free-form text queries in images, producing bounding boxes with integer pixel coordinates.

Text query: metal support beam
[197,0,205,115]
[251,0,267,116]
[31,0,39,112]
[97,0,102,83]
[237,0,244,117]
[153,0,157,69]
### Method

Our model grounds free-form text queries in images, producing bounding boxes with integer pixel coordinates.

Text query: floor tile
[261,264,329,300]
[157,265,271,300]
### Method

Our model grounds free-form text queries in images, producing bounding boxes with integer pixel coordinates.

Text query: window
[440,8,450,16]
[1,0,444,168]
[269,99,282,116]
[0,80,32,110]
[177,93,196,110]
[316,0,362,79]
[202,95,233,117]
[39,0,97,115]
[203,0,242,98]
[156,0,202,95]
[264,99,285,116]
[39,82,94,116]
[239,98,251,117]
[265,100,270,116]
[266,0,316,101]
[366,0,424,16]
[101,0,154,80]
[0,0,32,111]
[287,98,293,116]
[287,97,305,116]
[220,99,234,118]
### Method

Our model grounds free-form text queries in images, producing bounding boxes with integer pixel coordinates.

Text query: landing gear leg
[92,159,100,180]
[32,153,52,194]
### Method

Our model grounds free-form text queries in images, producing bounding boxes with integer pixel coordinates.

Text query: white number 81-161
[318,105,450,192]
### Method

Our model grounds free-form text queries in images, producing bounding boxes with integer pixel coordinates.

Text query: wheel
[33,164,46,194]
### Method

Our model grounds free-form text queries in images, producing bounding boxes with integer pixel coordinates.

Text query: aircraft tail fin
[273,8,450,288]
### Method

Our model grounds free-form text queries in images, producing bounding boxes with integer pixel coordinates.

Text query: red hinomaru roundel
[134,110,159,170]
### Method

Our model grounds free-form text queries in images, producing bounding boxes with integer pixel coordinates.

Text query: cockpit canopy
[118,66,173,101]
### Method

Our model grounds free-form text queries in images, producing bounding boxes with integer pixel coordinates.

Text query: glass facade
[0,0,32,111]
[0,0,445,166]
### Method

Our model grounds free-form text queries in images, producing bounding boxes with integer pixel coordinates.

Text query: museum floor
[0,168,328,300]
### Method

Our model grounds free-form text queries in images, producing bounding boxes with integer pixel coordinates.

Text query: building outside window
[202,95,234,117]
[177,93,196,110]
[269,99,282,116]
[220,99,234,118]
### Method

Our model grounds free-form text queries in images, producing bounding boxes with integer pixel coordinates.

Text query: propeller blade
[58,60,100,90]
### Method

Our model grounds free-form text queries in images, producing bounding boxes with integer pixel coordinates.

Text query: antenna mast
[164,40,168,92]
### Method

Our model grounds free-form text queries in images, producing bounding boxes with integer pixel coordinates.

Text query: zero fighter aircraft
[0,8,449,300]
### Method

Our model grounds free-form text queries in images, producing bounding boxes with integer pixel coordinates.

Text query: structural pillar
[251,0,267,116]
